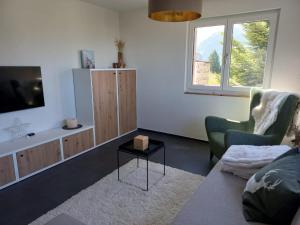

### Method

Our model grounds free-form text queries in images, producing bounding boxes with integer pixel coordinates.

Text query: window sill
[184,90,250,98]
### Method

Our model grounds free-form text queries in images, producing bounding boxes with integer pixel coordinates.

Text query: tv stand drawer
[16,140,61,178]
[0,155,16,187]
[63,129,94,159]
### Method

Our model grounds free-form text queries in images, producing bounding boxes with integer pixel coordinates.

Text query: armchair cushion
[225,130,280,147]
[206,116,248,133]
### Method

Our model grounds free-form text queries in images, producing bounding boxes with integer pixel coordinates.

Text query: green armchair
[205,90,299,160]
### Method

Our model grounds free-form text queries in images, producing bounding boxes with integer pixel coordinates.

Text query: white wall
[0,0,119,142]
[119,0,300,140]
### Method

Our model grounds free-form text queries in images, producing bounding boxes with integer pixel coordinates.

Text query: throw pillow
[242,148,300,225]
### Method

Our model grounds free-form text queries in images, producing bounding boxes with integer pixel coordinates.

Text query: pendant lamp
[148,0,202,22]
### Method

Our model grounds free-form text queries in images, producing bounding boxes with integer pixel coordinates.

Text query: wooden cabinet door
[63,129,94,159]
[92,71,118,145]
[0,155,16,186]
[118,70,137,134]
[17,140,61,178]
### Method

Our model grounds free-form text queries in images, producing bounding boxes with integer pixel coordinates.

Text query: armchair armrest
[225,130,279,148]
[205,116,248,133]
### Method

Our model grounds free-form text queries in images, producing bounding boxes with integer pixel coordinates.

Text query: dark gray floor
[0,129,213,225]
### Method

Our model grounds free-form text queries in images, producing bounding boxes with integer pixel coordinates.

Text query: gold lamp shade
[148,0,202,22]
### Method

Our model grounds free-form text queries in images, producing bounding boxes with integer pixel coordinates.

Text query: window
[185,10,279,96]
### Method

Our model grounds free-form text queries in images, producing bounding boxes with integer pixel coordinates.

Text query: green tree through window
[209,50,221,74]
[230,21,270,87]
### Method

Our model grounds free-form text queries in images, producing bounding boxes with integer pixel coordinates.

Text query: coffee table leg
[117,150,120,181]
[137,156,139,168]
[164,145,166,176]
[147,156,149,191]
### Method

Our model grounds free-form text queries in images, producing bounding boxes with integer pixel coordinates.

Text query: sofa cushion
[243,148,300,225]
[172,162,264,225]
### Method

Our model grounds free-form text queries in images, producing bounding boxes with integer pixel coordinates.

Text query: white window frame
[185,10,279,96]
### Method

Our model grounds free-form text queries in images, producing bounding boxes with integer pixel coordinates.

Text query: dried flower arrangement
[115,39,125,53]
[113,39,126,68]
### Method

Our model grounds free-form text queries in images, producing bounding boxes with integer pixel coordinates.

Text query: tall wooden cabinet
[73,69,137,146]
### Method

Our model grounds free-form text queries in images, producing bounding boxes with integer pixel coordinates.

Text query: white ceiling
[81,0,147,11]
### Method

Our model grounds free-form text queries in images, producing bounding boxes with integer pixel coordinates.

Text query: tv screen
[0,66,45,113]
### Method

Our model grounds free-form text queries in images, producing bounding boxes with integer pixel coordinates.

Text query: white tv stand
[0,125,94,190]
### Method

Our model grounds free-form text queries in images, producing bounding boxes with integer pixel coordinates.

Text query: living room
[0,0,300,224]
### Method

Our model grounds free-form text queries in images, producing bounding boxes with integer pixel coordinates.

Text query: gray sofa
[172,162,300,225]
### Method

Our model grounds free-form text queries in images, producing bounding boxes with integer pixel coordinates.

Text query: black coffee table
[117,139,165,191]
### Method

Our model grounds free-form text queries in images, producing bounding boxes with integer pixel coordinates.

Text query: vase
[118,52,126,68]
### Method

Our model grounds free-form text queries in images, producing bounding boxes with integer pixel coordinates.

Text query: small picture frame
[80,50,95,69]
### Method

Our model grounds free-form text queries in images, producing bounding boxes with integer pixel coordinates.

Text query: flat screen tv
[0,66,45,113]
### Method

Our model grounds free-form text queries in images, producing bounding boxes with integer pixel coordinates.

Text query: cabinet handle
[64,139,68,142]
[20,154,24,157]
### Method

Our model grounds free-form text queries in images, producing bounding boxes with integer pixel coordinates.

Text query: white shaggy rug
[30,159,204,225]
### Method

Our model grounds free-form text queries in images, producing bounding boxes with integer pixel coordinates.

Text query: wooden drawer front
[0,155,16,186]
[118,70,137,134]
[63,129,94,159]
[92,71,118,145]
[17,140,61,178]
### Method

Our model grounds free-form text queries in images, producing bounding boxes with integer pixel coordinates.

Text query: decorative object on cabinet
[62,124,83,130]
[80,50,95,69]
[4,118,30,140]
[63,118,83,130]
[114,40,126,68]
[65,118,78,129]
[112,63,120,68]
[26,133,36,138]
